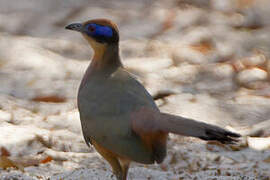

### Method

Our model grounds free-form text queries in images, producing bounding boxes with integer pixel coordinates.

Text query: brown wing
[130,107,168,163]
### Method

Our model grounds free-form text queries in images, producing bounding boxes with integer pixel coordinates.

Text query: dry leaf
[0,147,10,156]
[263,157,270,163]
[0,156,24,171]
[31,95,66,103]
[190,40,213,54]
[230,145,244,151]
[10,155,54,168]
[40,156,53,164]
[206,141,230,151]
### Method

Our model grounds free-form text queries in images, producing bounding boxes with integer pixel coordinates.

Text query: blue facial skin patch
[85,23,113,38]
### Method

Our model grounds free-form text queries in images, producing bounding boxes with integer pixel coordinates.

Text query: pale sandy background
[0,0,270,179]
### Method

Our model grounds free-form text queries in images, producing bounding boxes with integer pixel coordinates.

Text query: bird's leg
[119,158,130,180]
[92,141,123,179]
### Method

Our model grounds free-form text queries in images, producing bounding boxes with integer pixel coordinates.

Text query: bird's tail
[157,113,240,144]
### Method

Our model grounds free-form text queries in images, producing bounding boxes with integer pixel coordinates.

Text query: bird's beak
[65,23,84,32]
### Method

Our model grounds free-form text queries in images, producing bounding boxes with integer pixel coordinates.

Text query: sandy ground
[0,0,270,179]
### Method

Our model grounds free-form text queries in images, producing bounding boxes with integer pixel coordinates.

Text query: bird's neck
[91,43,122,71]
[79,44,122,90]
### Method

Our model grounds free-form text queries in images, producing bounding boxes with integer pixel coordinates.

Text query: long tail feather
[158,113,240,144]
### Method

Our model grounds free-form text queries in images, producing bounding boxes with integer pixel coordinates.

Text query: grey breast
[78,69,159,163]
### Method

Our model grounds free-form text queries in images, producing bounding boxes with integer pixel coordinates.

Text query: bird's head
[65,19,119,52]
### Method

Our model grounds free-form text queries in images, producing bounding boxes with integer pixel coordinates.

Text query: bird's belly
[77,80,158,164]
[79,111,155,164]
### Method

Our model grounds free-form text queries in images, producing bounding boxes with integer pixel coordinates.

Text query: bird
[65,19,240,180]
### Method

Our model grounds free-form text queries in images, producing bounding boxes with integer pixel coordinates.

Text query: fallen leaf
[10,155,52,167]
[263,157,270,163]
[190,40,213,54]
[0,156,24,171]
[40,156,53,164]
[31,95,66,103]
[0,147,10,156]
[206,141,230,151]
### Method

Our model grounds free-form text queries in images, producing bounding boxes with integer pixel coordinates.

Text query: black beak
[65,23,83,32]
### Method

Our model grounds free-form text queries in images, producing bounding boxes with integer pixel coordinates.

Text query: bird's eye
[88,25,95,32]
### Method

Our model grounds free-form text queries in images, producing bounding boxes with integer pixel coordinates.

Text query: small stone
[241,54,266,67]
[0,110,11,122]
[210,0,235,12]
[247,137,270,150]
[236,67,267,85]
[162,63,200,83]
[215,42,235,61]
[212,63,235,78]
